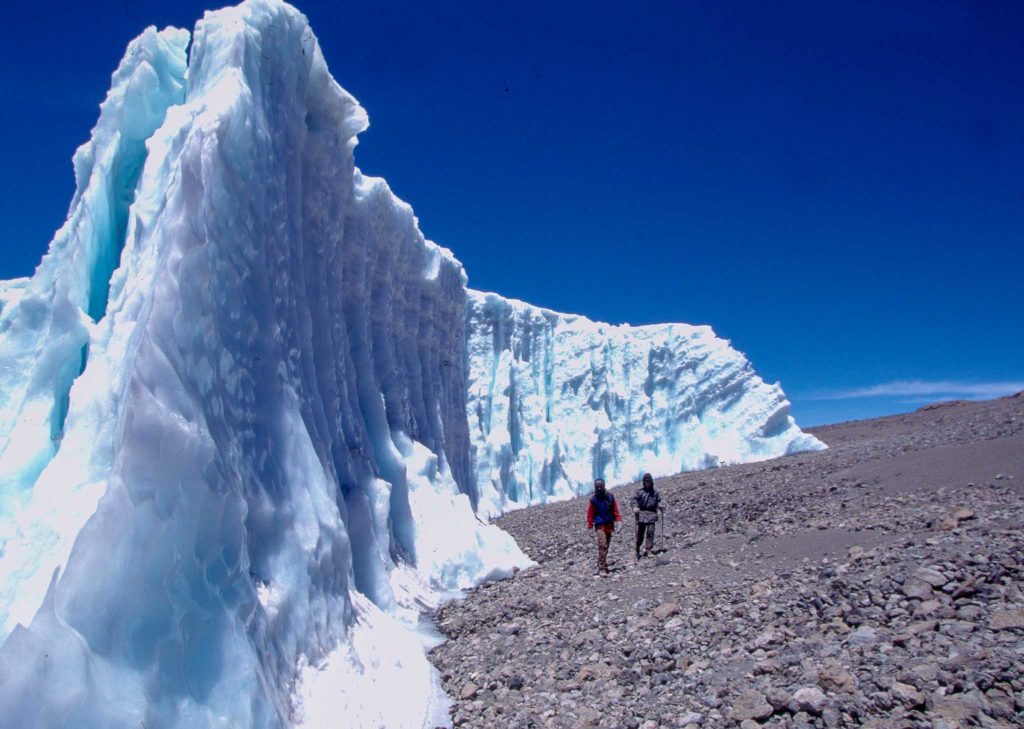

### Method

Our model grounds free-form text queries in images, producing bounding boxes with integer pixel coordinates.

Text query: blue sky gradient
[1,1,1021,425]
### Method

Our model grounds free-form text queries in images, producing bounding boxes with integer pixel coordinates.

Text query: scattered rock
[906,619,937,635]
[938,516,960,530]
[789,687,827,716]
[730,690,773,722]
[428,396,1024,728]
[930,695,978,724]
[576,663,616,681]
[891,681,923,707]
[913,567,947,587]
[571,706,602,727]
[817,661,857,693]
[651,602,679,621]
[989,609,1024,630]
[910,662,938,682]
[847,626,878,646]
[900,580,934,599]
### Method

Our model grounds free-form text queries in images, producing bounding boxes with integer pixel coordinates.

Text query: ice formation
[467,292,824,516]
[0,0,822,726]
[0,3,526,727]
[0,278,28,316]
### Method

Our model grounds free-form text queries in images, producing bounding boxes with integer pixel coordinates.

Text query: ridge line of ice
[469,289,714,334]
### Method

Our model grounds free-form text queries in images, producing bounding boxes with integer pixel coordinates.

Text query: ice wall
[467,291,825,515]
[0,3,526,728]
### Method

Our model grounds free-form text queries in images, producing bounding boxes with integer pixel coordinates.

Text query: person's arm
[613,497,622,522]
[586,501,595,529]
[632,490,640,515]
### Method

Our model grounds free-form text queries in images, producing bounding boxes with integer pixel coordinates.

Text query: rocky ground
[428,394,1024,728]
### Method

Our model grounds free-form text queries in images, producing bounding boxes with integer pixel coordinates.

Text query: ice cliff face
[467,292,824,516]
[0,3,525,727]
[0,0,822,726]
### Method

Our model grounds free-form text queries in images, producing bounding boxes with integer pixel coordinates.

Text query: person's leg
[597,529,609,573]
[640,522,653,556]
[635,521,644,557]
[644,521,656,555]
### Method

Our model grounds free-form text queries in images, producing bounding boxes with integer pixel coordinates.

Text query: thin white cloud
[810,379,1024,401]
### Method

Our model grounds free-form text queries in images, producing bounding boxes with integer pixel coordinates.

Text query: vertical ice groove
[466,290,825,517]
[0,24,188,533]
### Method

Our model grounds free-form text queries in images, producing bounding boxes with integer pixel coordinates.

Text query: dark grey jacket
[632,487,661,514]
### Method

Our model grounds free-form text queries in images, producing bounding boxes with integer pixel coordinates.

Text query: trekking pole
[634,510,641,559]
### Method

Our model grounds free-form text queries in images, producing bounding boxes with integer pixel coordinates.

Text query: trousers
[636,520,655,555]
[596,528,613,571]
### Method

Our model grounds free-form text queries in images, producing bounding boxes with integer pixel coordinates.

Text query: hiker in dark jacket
[632,473,662,559]
[586,478,622,576]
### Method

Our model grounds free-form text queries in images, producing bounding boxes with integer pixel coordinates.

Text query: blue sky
[1,1,1021,426]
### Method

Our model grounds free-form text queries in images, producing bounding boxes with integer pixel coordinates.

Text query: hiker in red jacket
[586,478,622,576]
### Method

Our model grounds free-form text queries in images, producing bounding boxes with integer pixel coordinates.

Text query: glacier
[0,0,821,726]
[466,292,824,516]
[0,3,526,727]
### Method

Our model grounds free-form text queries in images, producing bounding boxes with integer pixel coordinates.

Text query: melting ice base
[0,0,821,726]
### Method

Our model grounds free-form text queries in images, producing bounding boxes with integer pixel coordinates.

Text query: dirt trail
[430,394,1024,728]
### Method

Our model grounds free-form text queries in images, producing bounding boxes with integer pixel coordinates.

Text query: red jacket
[587,495,622,532]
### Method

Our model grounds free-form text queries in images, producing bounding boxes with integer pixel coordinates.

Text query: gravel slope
[429,394,1024,728]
